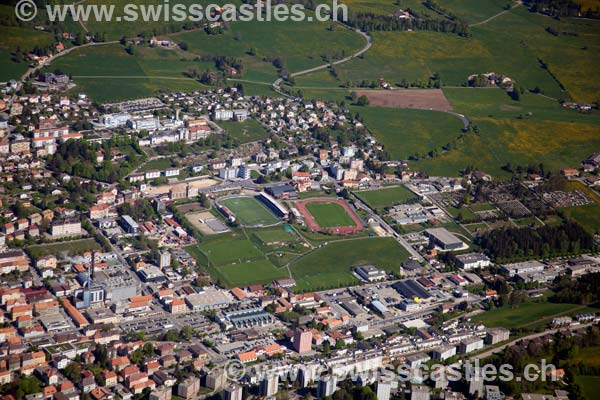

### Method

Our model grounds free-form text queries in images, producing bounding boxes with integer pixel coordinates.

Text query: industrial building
[217,303,274,329]
[501,260,545,277]
[185,287,232,311]
[425,228,464,250]
[354,265,387,282]
[392,280,431,300]
[455,253,491,270]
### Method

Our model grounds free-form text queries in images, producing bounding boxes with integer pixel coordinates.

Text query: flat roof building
[185,287,232,311]
[355,265,386,282]
[501,260,545,277]
[393,280,431,300]
[425,228,463,250]
[120,215,139,234]
[455,253,491,270]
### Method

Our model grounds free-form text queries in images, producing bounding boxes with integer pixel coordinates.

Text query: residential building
[259,375,279,398]
[293,329,312,354]
[51,218,82,238]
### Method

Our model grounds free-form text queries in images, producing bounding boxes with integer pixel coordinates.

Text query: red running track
[294,197,364,235]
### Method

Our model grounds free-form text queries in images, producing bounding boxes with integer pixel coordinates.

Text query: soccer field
[220,196,279,227]
[290,238,410,292]
[305,202,357,228]
[355,186,419,210]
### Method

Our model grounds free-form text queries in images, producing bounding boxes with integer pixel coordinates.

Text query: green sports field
[186,235,287,287]
[196,236,264,265]
[215,259,288,287]
[220,196,279,226]
[355,185,419,210]
[290,237,410,291]
[305,202,357,228]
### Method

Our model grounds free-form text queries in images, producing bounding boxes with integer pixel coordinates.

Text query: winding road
[272,28,372,97]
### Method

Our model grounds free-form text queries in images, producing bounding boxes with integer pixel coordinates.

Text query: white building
[455,253,491,270]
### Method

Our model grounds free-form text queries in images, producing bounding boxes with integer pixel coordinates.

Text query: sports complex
[217,191,288,227]
[294,197,364,235]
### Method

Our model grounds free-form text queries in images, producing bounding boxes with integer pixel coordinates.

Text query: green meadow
[0,25,55,82]
[290,237,410,291]
[295,7,600,103]
[169,17,365,81]
[218,119,270,144]
[48,43,212,102]
[352,106,466,160]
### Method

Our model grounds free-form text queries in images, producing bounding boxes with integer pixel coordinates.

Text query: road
[347,190,425,262]
[469,322,594,360]
[272,28,372,97]
[6,40,118,108]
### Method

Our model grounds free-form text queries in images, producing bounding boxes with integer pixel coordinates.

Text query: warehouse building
[392,280,431,300]
[425,228,463,250]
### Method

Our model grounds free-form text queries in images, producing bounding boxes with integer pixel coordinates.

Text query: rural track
[272,28,372,97]
[469,1,522,27]
[19,40,119,82]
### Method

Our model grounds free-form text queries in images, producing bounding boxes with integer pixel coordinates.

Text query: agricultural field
[219,119,269,144]
[169,17,365,81]
[220,196,279,227]
[413,114,600,177]
[354,89,452,111]
[48,44,212,102]
[0,25,56,82]
[561,204,600,235]
[340,0,509,24]
[352,106,465,160]
[354,185,419,210]
[290,237,410,292]
[305,202,357,228]
[295,7,600,102]
[575,375,600,400]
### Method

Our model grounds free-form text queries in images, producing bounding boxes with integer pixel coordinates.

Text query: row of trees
[551,272,600,305]
[476,221,595,262]
[346,11,470,37]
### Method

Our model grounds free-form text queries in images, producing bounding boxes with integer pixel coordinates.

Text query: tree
[356,95,370,106]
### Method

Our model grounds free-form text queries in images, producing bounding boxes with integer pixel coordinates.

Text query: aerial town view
[0,0,599,399]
